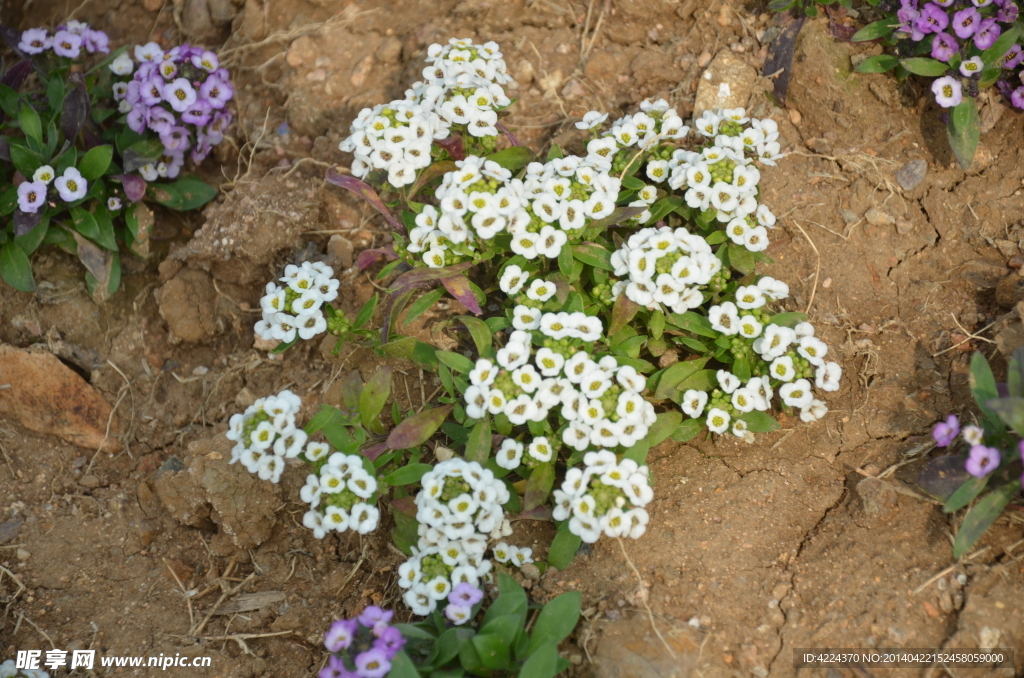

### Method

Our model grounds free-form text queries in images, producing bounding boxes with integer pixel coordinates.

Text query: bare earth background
[1,0,1024,676]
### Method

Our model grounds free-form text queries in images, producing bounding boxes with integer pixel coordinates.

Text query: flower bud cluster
[551,450,652,543]
[255,261,340,344]
[300,448,381,538]
[320,606,405,678]
[226,389,305,483]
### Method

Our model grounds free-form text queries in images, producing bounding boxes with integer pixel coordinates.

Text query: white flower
[33,165,55,184]
[709,302,740,335]
[815,361,842,392]
[770,356,796,382]
[797,336,828,366]
[779,379,813,409]
[681,389,708,417]
[303,510,327,539]
[526,278,556,302]
[800,399,828,422]
[527,437,554,462]
[576,111,608,129]
[717,370,740,394]
[469,358,497,386]
[738,315,762,339]
[760,325,795,359]
[734,285,765,309]
[54,167,87,201]
[496,438,523,469]
[731,388,756,413]
[535,348,565,377]
[512,305,542,330]
[706,408,730,434]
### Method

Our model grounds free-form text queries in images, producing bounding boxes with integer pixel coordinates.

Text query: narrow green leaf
[653,358,709,400]
[947,98,980,170]
[571,243,614,271]
[738,411,780,433]
[981,23,1021,67]
[969,351,1004,435]
[851,18,897,42]
[767,311,808,328]
[359,366,393,434]
[518,642,559,678]
[18,102,42,143]
[387,651,421,678]
[465,419,492,464]
[899,57,949,76]
[384,463,434,486]
[855,54,899,73]
[648,411,682,447]
[523,462,555,511]
[667,311,718,338]
[944,474,991,513]
[487,146,536,172]
[402,288,444,327]
[437,350,475,374]
[458,315,493,358]
[622,438,649,464]
[671,418,705,442]
[149,176,218,211]
[547,523,582,570]
[952,480,1021,559]
[0,242,35,291]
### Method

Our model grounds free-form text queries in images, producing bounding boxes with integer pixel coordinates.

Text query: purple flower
[182,99,212,126]
[965,444,1000,477]
[141,77,165,106]
[200,75,233,109]
[83,29,109,53]
[159,151,185,179]
[1003,44,1024,68]
[932,76,963,107]
[319,656,356,678]
[444,604,473,625]
[52,29,82,58]
[18,28,50,54]
[127,105,149,133]
[135,41,163,62]
[998,1,1019,20]
[357,606,394,628]
[191,50,220,72]
[372,626,405,659]
[136,61,159,80]
[1011,85,1024,109]
[931,32,958,61]
[932,414,960,446]
[191,136,212,164]
[974,18,1002,49]
[960,55,984,76]
[17,181,47,213]
[148,107,176,134]
[159,125,191,151]
[448,582,483,607]
[916,3,950,34]
[158,59,178,80]
[353,648,390,678]
[324,618,357,652]
[952,7,981,38]
[163,77,197,112]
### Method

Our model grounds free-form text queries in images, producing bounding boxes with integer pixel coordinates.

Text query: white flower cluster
[408,39,512,133]
[583,99,690,166]
[693,108,785,166]
[552,450,652,543]
[254,261,339,344]
[707,277,790,337]
[492,541,534,567]
[463,330,656,454]
[0,661,48,678]
[227,389,305,483]
[609,225,721,313]
[300,449,381,538]
[340,38,513,189]
[339,100,449,188]
[398,459,513,615]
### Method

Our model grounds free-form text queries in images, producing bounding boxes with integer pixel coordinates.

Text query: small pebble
[192,366,208,376]
[896,158,928,191]
[697,51,712,68]
[789,109,802,125]
[688,617,701,628]
[79,474,101,489]
[16,548,30,561]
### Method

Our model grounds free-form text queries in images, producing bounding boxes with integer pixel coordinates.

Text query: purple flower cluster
[18,20,109,58]
[443,582,484,626]
[894,0,1024,109]
[114,42,234,180]
[933,413,1024,481]
[320,606,406,678]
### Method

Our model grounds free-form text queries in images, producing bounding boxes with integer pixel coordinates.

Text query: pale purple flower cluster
[114,42,234,180]
[18,21,109,58]
[932,413,1024,480]
[16,166,88,215]
[894,0,1024,109]
[443,582,484,626]
[320,606,406,678]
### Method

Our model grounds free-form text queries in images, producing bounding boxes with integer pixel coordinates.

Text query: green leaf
[8,142,43,176]
[953,480,1021,559]
[304,405,347,435]
[70,206,99,240]
[458,315,494,359]
[0,83,18,117]
[621,176,645,191]
[768,0,796,10]
[732,354,751,381]
[479,613,522,644]
[93,207,118,251]
[122,138,163,172]
[384,463,434,486]
[767,311,808,328]
[622,438,649,464]
[646,196,684,224]
[149,176,218,211]
[483,576,527,628]
[518,642,560,678]
[667,311,718,338]
[487,146,536,172]
[653,358,709,400]
[524,462,555,511]
[78,144,113,180]
[677,369,718,392]
[981,23,1021,67]
[381,337,439,368]
[546,144,563,161]
[649,310,665,340]
[547,522,582,570]
[18,102,42,144]
[648,411,682,447]
[359,366,392,434]
[738,411,780,433]
[387,405,452,450]
[1008,347,1024,399]
[465,418,492,464]
[14,214,48,255]
[986,396,1024,437]
[471,633,512,671]
[899,57,949,76]
[387,651,422,678]
[571,243,614,271]
[0,242,35,291]
[851,18,897,42]
[609,292,641,336]
[400,288,445,327]
[527,592,581,656]
[947,97,980,171]
[944,474,990,513]
[671,418,705,442]
[729,242,755,275]
[557,240,574,277]
[354,293,379,329]
[855,54,899,73]
[969,351,1004,436]
[437,350,475,374]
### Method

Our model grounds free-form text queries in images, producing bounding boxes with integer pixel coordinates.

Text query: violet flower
[1010,85,1024,109]
[372,626,405,658]
[931,32,959,61]
[324,619,358,652]
[932,76,963,107]
[200,75,233,109]
[17,181,47,214]
[932,414,960,447]
[965,444,1000,477]
[916,3,950,33]
[998,1,1019,20]
[318,655,355,678]
[353,648,390,678]
[974,18,1002,49]
[18,28,49,54]
[448,582,484,607]
[953,7,982,38]
[1003,44,1024,68]
[356,606,394,628]
[51,29,82,58]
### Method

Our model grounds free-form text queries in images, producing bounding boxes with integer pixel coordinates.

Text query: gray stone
[896,159,928,191]
[694,50,757,115]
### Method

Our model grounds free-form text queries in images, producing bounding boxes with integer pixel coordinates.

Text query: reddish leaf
[588,205,647,231]
[1,60,32,89]
[514,506,553,521]
[410,160,457,198]
[390,496,417,516]
[357,245,398,270]
[434,136,465,161]
[388,261,474,292]
[827,6,857,41]
[62,72,90,142]
[116,173,148,203]
[609,291,640,336]
[13,209,41,237]
[441,274,482,315]
[496,122,522,147]
[762,16,806,106]
[387,405,453,450]
[548,273,571,304]
[361,442,389,461]
[325,167,404,232]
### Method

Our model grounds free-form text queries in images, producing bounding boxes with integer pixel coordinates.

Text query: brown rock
[327,235,355,269]
[287,36,316,68]
[156,268,220,344]
[694,50,757,115]
[207,0,236,24]
[375,37,403,65]
[896,159,928,191]
[864,207,894,226]
[895,217,914,235]
[584,50,619,82]
[0,519,23,545]
[856,476,898,520]
[143,0,162,10]
[593,619,703,678]
[350,55,374,88]
[182,0,217,42]
[79,474,101,489]
[630,49,681,88]
[995,274,1024,308]
[0,344,120,451]
[239,0,267,41]
[153,435,281,550]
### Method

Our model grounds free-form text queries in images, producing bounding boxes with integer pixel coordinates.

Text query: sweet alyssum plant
[851,1,1023,168]
[919,349,1024,558]
[0,23,231,295]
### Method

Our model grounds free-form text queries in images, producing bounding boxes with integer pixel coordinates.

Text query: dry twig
[790,221,821,314]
